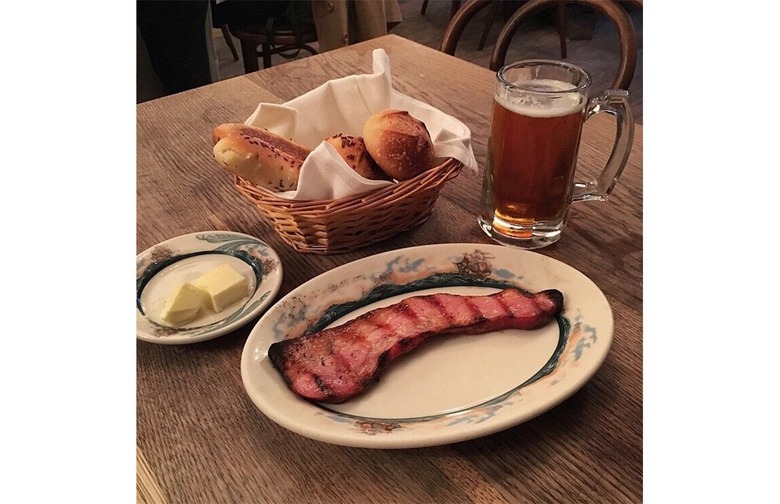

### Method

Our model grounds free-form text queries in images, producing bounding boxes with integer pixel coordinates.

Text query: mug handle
[572,90,635,202]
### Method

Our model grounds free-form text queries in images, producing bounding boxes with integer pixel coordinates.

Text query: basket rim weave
[235,158,463,208]
[232,157,464,253]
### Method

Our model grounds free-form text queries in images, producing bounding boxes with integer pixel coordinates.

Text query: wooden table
[137,34,642,503]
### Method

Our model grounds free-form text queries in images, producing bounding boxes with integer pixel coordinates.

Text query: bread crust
[325,134,391,181]
[362,110,435,181]
[212,110,435,193]
[211,124,311,192]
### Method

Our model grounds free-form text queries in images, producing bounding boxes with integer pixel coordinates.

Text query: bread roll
[212,123,246,145]
[325,134,391,181]
[362,109,435,181]
[211,123,311,192]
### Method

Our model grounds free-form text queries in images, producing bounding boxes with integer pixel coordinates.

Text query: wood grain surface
[137,34,642,504]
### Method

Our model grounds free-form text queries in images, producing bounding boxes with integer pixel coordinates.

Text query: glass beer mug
[478,59,635,249]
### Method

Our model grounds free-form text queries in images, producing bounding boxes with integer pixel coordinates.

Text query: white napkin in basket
[244,48,478,201]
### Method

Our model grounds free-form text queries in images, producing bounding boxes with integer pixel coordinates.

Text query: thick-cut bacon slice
[268,288,564,403]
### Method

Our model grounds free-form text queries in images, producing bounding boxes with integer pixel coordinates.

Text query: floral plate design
[241,243,612,448]
[136,231,283,345]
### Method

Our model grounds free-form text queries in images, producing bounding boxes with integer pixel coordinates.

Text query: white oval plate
[136,231,283,345]
[241,243,613,448]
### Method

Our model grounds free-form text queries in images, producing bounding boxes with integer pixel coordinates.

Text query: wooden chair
[421,0,494,51]
[218,24,239,61]
[555,0,642,59]
[421,0,462,18]
[228,19,318,73]
[440,0,638,90]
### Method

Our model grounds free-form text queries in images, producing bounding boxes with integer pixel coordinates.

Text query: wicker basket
[233,158,464,254]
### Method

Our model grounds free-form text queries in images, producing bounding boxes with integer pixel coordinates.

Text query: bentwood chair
[215,24,239,61]
[421,0,462,18]
[229,21,318,73]
[440,0,638,90]
[221,1,319,73]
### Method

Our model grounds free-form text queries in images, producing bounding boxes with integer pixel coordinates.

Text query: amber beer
[479,78,586,245]
[478,60,634,249]
[489,89,585,230]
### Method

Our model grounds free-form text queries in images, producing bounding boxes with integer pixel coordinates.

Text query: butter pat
[194,263,249,312]
[160,282,204,326]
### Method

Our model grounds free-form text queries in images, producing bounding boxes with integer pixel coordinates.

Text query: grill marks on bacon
[268,288,564,403]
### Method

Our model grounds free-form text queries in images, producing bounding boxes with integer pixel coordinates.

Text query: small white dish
[241,243,613,449]
[136,231,283,345]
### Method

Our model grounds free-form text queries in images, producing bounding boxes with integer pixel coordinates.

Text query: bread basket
[233,158,463,254]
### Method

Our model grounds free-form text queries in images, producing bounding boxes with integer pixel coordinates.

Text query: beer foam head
[496,79,585,118]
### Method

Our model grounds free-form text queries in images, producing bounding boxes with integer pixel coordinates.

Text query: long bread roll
[212,123,311,192]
